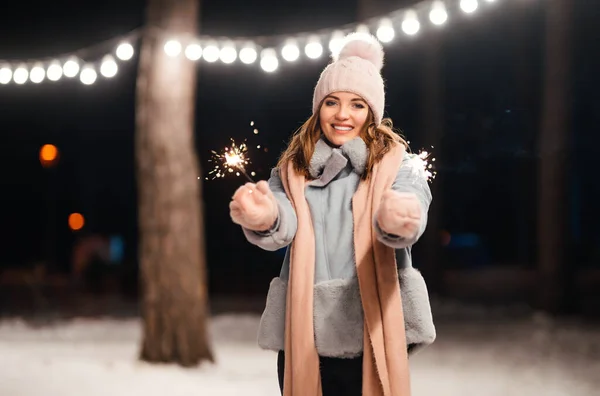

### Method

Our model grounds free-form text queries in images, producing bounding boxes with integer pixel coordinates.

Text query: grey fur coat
[242,137,436,357]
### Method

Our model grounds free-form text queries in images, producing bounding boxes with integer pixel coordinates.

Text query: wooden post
[136,0,213,366]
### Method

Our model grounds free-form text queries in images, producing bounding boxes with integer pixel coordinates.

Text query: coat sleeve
[375,152,433,249]
[241,168,298,251]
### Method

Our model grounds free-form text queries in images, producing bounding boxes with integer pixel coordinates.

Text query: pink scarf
[279,142,411,396]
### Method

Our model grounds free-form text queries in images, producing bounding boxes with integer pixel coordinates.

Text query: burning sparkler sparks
[207,138,255,182]
[203,120,269,182]
[406,148,437,183]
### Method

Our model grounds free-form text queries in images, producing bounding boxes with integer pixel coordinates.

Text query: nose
[335,104,350,120]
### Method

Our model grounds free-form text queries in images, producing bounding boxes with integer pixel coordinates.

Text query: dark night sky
[0,0,598,293]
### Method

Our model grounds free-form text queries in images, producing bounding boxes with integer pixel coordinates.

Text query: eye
[353,102,365,109]
[325,100,337,106]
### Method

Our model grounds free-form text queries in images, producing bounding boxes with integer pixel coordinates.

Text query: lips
[332,124,354,132]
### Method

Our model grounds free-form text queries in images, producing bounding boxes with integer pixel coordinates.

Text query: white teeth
[333,126,352,131]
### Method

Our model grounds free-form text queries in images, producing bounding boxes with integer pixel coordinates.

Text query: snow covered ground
[0,313,599,396]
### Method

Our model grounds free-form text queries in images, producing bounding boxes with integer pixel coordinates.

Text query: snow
[0,313,598,395]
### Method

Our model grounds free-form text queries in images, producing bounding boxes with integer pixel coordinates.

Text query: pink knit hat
[312,32,386,125]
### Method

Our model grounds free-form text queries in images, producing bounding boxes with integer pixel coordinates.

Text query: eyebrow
[326,95,366,103]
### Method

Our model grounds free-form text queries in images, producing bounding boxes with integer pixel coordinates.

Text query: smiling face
[318,91,370,147]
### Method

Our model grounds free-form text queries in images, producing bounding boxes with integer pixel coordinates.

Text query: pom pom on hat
[334,32,384,71]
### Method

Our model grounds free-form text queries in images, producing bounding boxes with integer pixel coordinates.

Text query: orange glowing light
[39,144,59,167]
[68,213,85,231]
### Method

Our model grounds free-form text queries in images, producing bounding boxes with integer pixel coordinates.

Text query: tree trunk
[537,0,572,313]
[136,0,213,366]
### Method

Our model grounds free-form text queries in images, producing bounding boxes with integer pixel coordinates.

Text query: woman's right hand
[229,180,279,232]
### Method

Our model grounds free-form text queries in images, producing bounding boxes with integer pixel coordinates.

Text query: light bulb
[116,42,134,61]
[164,40,182,57]
[429,1,449,25]
[376,19,395,43]
[63,58,80,78]
[220,44,237,64]
[100,55,118,78]
[305,36,323,59]
[329,31,345,55]
[47,62,63,81]
[460,0,478,13]
[0,66,12,84]
[260,48,278,72]
[80,65,97,85]
[30,63,45,83]
[13,65,28,84]
[281,41,300,62]
[239,45,257,64]
[185,43,202,61]
[402,11,420,35]
[203,44,220,63]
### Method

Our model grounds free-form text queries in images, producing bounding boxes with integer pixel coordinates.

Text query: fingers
[229,200,241,212]
[407,202,421,219]
[254,180,277,206]
[232,183,256,209]
[381,190,421,220]
[378,190,422,237]
[255,180,271,196]
[229,201,243,224]
[401,218,420,236]
[232,182,256,200]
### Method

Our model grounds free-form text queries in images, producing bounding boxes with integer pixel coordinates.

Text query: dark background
[0,0,598,316]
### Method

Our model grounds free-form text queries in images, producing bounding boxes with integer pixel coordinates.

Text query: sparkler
[406,148,437,183]
[207,138,256,182]
[204,120,268,182]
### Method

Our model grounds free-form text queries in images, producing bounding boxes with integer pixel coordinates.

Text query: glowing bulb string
[0,27,143,64]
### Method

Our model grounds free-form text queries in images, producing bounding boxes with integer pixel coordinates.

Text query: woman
[230,33,435,396]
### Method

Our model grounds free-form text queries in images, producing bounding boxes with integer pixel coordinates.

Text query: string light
[63,58,80,78]
[0,66,12,84]
[47,61,63,81]
[202,42,220,63]
[328,31,345,55]
[219,42,237,64]
[100,55,118,78]
[0,37,135,87]
[429,1,449,26]
[402,11,421,36]
[115,42,134,61]
[80,65,97,85]
[164,39,182,57]
[13,66,28,84]
[0,0,507,83]
[281,39,300,62]
[30,63,46,83]
[239,44,258,64]
[376,18,395,43]
[305,36,323,59]
[460,0,479,13]
[185,43,202,61]
[260,48,279,72]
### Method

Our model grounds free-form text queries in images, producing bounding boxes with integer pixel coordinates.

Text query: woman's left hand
[376,190,422,239]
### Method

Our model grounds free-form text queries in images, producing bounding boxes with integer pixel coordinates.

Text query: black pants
[277,350,363,396]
